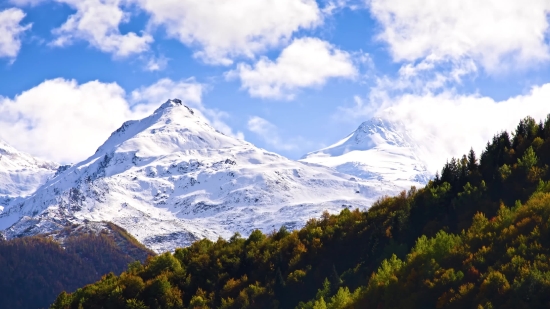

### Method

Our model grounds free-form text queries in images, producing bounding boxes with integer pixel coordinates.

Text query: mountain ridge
[0,139,58,211]
[301,116,432,187]
[0,99,402,253]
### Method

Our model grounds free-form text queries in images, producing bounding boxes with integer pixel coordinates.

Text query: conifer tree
[274,267,286,304]
[543,115,550,139]
[330,265,343,294]
[467,148,478,172]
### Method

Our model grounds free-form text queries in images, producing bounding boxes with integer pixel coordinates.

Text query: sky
[0,0,550,173]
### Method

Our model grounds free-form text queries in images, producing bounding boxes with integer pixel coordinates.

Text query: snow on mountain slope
[0,140,58,211]
[0,100,401,253]
[301,117,432,188]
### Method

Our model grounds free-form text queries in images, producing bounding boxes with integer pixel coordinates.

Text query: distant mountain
[0,100,402,253]
[301,117,432,188]
[0,139,58,210]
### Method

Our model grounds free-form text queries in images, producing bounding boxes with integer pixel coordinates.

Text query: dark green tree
[467,148,478,172]
[329,265,342,294]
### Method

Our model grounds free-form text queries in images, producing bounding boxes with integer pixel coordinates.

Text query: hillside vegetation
[51,115,550,309]
[0,223,154,309]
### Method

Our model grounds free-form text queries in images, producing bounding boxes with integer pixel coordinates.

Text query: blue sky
[1,0,550,170]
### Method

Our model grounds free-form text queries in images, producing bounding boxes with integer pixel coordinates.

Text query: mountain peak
[301,116,431,186]
[0,139,58,203]
[154,98,195,115]
[94,99,244,157]
[0,139,18,155]
[357,117,395,131]
[352,117,407,147]
[302,117,406,158]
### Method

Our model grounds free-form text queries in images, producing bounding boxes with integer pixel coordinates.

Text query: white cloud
[131,78,245,140]
[369,0,550,72]
[374,57,479,96]
[145,55,168,71]
[229,37,358,99]
[322,0,364,14]
[0,78,241,163]
[130,78,203,108]
[343,85,550,174]
[0,8,31,60]
[0,79,146,163]
[247,116,298,151]
[134,0,322,65]
[51,0,153,57]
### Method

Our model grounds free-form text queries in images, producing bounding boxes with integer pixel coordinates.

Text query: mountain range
[0,99,431,253]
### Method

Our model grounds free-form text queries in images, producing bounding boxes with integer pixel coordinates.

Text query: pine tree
[459,155,468,184]
[312,297,327,309]
[330,265,343,294]
[543,115,550,139]
[274,267,286,304]
[518,147,538,171]
[467,148,478,172]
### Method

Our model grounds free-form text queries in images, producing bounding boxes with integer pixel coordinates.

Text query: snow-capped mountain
[0,100,402,253]
[0,139,58,211]
[301,117,432,188]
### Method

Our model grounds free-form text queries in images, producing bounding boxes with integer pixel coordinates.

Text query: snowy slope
[301,117,432,189]
[0,100,402,253]
[0,140,58,211]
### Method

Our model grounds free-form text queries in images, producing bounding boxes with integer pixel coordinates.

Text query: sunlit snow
[0,101,428,253]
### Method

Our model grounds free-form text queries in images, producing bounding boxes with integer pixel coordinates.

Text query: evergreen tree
[329,265,342,294]
[312,297,327,309]
[274,267,287,306]
[459,155,469,184]
[543,115,550,139]
[518,146,538,171]
[467,148,478,172]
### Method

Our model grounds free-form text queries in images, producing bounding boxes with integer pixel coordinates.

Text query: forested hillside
[0,222,154,309]
[51,115,550,309]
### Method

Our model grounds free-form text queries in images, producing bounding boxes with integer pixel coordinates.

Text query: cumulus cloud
[134,0,322,65]
[247,116,298,151]
[0,78,240,163]
[51,0,153,57]
[332,1,550,173]
[131,78,244,140]
[0,79,144,163]
[342,85,550,174]
[130,78,202,108]
[369,0,550,72]
[229,37,358,99]
[0,8,31,60]
[369,57,479,97]
[335,1,550,173]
